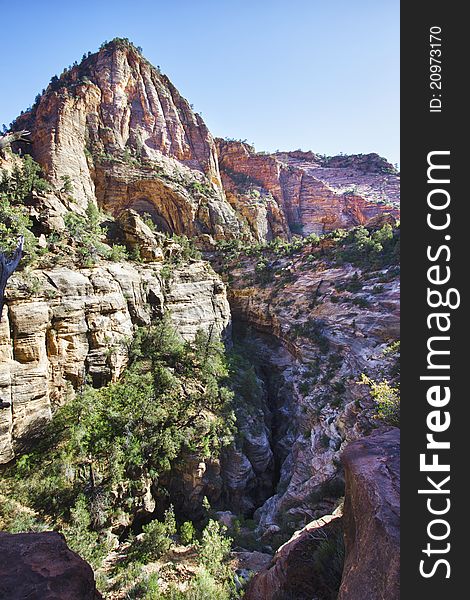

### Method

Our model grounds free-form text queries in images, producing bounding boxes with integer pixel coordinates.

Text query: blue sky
[0,0,399,164]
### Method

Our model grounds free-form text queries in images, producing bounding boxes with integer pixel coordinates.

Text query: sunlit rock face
[0,261,230,463]
[338,427,400,600]
[12,41,399,243]
[212,244,399,532]
[217,139,399,237]
[13,41,245,239]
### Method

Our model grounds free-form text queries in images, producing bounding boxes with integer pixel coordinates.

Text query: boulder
[244,511,343,600]
[337,427,400,600]
[114,209,164,262]
[0,531,101,599]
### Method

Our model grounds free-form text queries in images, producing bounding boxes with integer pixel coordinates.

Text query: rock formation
[243,428,399,600]
[337,427,400,600]
[10,39,399,243]
[0,260,230,463]
[0,531,101,599]
[12,39,244,239]
[217,139,399,238]
[244,510,343,600]
[1,37,401,599]
[211,240,399,530]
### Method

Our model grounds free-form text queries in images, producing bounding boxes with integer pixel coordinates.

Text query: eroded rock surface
[0,531,101,599]
[0,260,230,462]
[212,244,399,531]
[337,427,400,600]
[217,139,399,238]
[13,40,244,239]
[245,511,343,600]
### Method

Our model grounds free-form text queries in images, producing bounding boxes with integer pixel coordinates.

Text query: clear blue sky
[0,0,399,164]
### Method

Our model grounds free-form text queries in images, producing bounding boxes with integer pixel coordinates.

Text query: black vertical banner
[401,3,465,598]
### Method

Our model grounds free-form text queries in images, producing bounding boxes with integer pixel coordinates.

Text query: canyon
[1,38,400,599]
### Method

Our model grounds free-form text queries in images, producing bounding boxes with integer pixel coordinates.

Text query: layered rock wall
[217,139,399,237]
[13,42,244,239]
[0,261,230,463]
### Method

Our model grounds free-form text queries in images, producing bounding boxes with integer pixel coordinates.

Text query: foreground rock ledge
[244,511,343,600]
[338,427,400,600]
[0,531,101,599]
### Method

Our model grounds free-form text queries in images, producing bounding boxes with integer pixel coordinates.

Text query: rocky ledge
[244,427,399,600]
[338,427,400,600]
[0,531,101,599]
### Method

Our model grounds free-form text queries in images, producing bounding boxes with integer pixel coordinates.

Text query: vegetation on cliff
[0,37,401,599]
[0,316,238,596]
[0,155,48,259]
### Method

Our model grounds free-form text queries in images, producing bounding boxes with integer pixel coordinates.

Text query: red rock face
[0,531,101,599]
[12,41,243,238]
[338,427,400,600]
[217,139,399,237]
[244,512,343,600]
[12,41,399,242]
[17,42,222,190]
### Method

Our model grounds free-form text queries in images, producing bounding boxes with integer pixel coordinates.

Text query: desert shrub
[183,567,233,600]
[0,154,50,201]
[310,527,345,600]
[0,495,47,533]
[169,234,202,262]
[199,519,232,577]
[0,155,51,261]
[131,506,177,563]
[335,223,399,269]
[59,174,73,193]
[109,244,128,261]
[63,494,107,568]
[2,316,235,581]
[189,180,213,196]
[359,374,400,426]
[290,222,303,234]
[255,259,274,284]
[64,201,111,265]
[180,520,196,545]
[145,567,232,600]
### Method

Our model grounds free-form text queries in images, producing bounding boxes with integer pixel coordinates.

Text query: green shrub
[0,154,50,201]
[3,316,235,561]
[0,155,50,262]
[359,374,400,426]
[133,506,177,563]
[63,494,106,568]
[180,520,196,545]
[109,244,128,261]
[64,201,112,265]
[290,222,304,234]
[199,519,232,580]
[169,235,202,262]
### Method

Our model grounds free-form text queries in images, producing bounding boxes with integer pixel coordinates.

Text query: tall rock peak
[10,38,399,241]
[12,39,244,239]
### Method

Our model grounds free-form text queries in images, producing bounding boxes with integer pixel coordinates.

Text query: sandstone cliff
[1,37,401,599]
[12,39,244,239]
[10,40,399,245]
[0,260,230,463]
[243,428,399,600]
[217,139,399,238]
[211,234,399,533]
[244,510,343,600]
[338,427,400,600]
